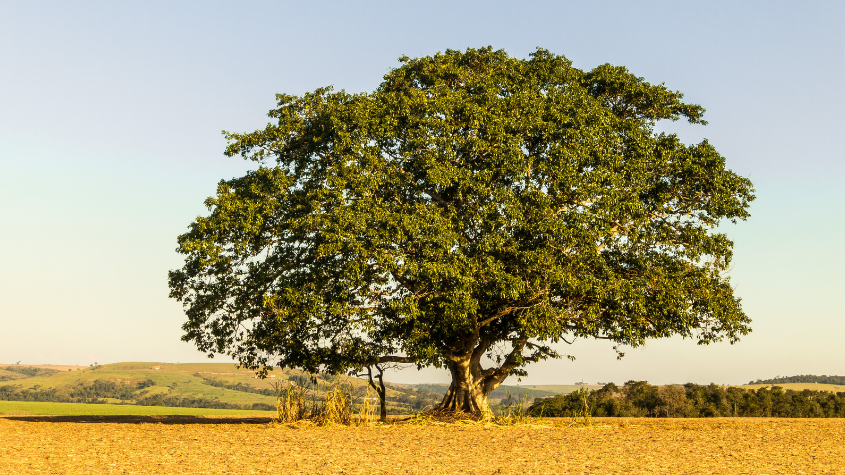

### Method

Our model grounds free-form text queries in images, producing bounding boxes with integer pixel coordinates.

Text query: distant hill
[0,363,443,413]
[0,363,280,410]
[0,363,584,413]
[749,375,845,385]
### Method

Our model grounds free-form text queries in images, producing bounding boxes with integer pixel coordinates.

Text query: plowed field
[1,416,842,474]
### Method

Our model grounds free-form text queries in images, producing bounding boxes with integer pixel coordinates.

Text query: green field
[0,362,440,414]
[0,362,283,407]
[0,400,276,416]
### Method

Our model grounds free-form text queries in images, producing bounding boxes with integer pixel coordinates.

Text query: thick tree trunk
[436,356,505,418]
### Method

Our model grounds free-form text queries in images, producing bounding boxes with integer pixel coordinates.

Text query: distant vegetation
[1,366,59,379]
[0,363,451,413]
[195,373,276,397]
[0,378,154,404]
[749,375,845,385]
[529,381,845,418]
[7,364,843,417]
[137,393,274,411]
[0,377,276,411]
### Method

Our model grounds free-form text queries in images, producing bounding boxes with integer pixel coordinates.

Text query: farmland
[739,382,845,393]
[0,363,568,414]
[1,416,842,474]
[0,400,275,416]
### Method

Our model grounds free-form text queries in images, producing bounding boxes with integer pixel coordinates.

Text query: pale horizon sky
[1,1,843,386]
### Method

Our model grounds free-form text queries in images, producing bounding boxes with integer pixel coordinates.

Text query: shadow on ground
[0,415,275,424]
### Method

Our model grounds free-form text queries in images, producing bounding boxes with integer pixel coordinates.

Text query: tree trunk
[436,357,504,418]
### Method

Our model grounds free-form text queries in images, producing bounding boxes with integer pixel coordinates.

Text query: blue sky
[1,1,842,385]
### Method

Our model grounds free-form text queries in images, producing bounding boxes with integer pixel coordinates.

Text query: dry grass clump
[354,385,378,425]
[274,383,309,423]
[272,378,377,427]
[410,408,479,424]
[312,385,353,426]
[495,393,529,426]
[568,386,595,427]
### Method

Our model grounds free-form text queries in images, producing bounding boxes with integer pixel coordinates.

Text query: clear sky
[1,1,842,386]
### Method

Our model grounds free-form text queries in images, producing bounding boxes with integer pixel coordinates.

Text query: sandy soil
[1,416,842,474]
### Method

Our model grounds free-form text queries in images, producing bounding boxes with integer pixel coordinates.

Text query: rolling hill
[0,362,580,414]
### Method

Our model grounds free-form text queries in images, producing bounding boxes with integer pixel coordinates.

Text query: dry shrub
[354,385,378,426]
[410,404,502,426]
[274,382,309,424]
[569,386,595,427]
[496,392,529,425]
[312,384,352,426]
[272,377,367,426]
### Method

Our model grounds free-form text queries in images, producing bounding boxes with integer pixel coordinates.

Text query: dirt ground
[1,416,843,474]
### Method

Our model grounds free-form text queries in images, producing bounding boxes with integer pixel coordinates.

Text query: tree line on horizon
[0,366,60,380]
[529,381,845,418]
[749,375,845,385]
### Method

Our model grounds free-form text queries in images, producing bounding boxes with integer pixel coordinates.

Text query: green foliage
[0,379,151,404]
[169,47,754,404]
[2,366,59,378]
[750,375,845,385]
[195,373,277,397]
[0,378,273,411]
[136,393,274,411]
[528,381,845,418]
[0,384,73,403]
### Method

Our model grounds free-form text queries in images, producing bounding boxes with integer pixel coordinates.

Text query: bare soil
[1,416,842,474]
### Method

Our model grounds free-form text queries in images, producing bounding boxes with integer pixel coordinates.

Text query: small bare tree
[657,385,688,417]
[355,363,406,421]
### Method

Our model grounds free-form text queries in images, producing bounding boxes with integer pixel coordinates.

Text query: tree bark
[436,353,507,418]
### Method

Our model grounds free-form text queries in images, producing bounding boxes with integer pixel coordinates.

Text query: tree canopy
[168,47,754,415]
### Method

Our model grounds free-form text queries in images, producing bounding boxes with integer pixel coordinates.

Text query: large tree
[169,47,754,415]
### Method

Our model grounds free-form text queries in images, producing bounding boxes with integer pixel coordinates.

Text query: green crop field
[0,362,284,407]
[0,400,276,416]
[0,362,442,414]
